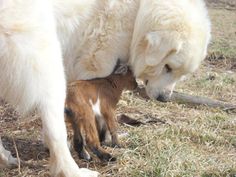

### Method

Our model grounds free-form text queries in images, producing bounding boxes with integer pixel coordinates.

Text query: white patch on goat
[89,97,102,116]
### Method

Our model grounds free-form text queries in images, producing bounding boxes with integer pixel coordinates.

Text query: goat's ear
[113,59,121,71]
[144,32,182,66]
[114,63,128,75]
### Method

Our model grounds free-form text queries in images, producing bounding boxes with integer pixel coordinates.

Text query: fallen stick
[118,114,144,127]
[135,87,236,110]
[118,114,167,127]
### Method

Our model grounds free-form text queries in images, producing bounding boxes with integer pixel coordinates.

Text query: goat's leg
[95,114,108,143]
[103,112,120,147]
[0,137,17,168]
[89,145,116,162]
[84,112,116,162]
[73,125,91,161]
[87,137,116,162]
[66,105,93,161]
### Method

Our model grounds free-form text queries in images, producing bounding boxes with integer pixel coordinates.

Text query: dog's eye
[165,64,172,73]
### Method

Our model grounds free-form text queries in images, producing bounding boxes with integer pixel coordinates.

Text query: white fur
[60,0,139,81]
[0,0,210,176]
[0,0,98,176]
[58,0,210,99]
[130,0,211,99]
[89,97,102,117]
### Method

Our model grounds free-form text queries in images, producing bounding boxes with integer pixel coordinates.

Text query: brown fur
[65,68,137,162]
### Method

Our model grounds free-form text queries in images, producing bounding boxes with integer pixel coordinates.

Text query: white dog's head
[129,0,211,101]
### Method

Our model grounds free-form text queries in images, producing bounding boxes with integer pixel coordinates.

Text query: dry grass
[1,1,236,177]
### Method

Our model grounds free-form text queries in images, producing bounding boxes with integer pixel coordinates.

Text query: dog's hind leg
[0,137,17,168]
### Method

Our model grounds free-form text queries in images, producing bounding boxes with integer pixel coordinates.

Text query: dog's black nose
[156,94,168,102]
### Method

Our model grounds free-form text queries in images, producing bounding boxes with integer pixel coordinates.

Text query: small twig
[12,137,21,174]
[144,115,167,125]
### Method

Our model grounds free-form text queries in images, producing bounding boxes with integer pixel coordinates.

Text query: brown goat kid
[65,67,137,162]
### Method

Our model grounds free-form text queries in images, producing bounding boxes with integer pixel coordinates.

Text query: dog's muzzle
[155,91,172,102]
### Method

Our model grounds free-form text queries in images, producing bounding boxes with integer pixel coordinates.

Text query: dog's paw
[52,168,99,177]
[50,157,99,177]
[78,168,99,177]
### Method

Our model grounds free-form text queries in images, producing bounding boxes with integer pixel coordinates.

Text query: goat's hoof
[79,152,92,161]
[108,156,116,162]
[100,153,116,162]
[111,143,123,148]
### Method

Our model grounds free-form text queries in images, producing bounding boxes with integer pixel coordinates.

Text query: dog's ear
[143,32,182,66]
[114,63,128,75]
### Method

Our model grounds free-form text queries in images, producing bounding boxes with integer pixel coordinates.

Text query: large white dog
[0,0,210,176]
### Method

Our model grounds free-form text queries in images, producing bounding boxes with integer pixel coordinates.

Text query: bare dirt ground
[1,0,236,177]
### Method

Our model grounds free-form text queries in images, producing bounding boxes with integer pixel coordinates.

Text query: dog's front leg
[37,47,98,177]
